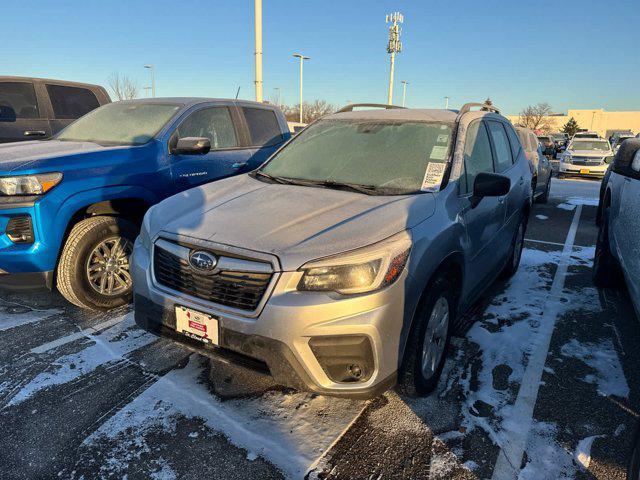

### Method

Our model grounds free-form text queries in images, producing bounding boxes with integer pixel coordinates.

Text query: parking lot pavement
[0,178,637,479]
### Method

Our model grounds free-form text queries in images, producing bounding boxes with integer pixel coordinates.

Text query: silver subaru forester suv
[132,102,532,399]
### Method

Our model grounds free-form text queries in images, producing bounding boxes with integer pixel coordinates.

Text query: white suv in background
[559,138,614,178]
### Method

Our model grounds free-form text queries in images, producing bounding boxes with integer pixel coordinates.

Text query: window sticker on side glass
[437,134,449,143]
[430,145,448,160]
[421,162,447,191]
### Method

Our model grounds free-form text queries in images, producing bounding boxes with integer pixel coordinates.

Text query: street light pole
[274,87,281,107]
[401,80,409,107]
[444,96,450,109]
[386,12,404,105]
[254,0,263,102]
[293,53,310,123]
[144,65,155,98]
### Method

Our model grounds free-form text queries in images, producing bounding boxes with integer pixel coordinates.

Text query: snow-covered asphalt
[0,178,637,479]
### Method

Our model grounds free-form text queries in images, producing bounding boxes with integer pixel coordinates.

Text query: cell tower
[386,12,404,105]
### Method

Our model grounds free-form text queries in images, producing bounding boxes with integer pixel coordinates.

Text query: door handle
[24,130,46,137]
[232,162,248,169]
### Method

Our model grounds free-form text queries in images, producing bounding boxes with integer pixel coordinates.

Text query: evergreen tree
[562,117,580,137]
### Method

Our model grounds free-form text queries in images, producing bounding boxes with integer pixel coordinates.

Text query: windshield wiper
[314,180,383,195]
[252,170,297,185]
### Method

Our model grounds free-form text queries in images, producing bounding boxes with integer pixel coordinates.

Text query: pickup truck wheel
[593,208,622,288]
[397,275,453,397]
[499,218,526,280]
[57,216,138,310]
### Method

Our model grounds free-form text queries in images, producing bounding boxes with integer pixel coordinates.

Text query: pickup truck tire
[57,216,138,310]
[397,275,453,397]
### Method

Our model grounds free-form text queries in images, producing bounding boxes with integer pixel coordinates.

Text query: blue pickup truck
[0,98,290,309]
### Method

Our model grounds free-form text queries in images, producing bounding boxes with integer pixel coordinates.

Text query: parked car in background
[611,133,635,153]
[594,139,640,317]
[133,102,533,399]
[0,98,290,310]
[559,137,614,178]
[608,130,634,145]
[287,121,307,134]
[537,135,556,159]
[0,76,110,143]
[515,126,552,202]
[551,132,569,156]
[573,131,600,140]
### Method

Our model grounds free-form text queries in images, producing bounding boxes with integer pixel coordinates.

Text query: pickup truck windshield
[260,119,453,194]
[56,102,181,146]
[571,140,610,151]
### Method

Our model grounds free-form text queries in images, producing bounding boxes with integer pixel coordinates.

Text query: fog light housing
[309,335,374,383]
[6,216,34,243]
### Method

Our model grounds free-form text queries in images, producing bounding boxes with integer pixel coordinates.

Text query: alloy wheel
[86,236,133,296]
[421,297,450,380]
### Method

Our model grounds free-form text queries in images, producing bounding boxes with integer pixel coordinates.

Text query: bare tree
[283,100,336,123]
[108,73,139,100]
[517,103,554,133]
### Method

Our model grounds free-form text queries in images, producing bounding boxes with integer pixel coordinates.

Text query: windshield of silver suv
[256,119,453,195]
[56,102,181,146]
[570,140,610,151]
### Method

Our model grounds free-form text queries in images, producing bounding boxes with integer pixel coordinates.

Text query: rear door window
[242,107,282,146]
[0,82,39,119]
[46,84,100,119]
[461,121,495,194]
[487,121,514,172]
[175,107,238,149]
[504,124,521,158]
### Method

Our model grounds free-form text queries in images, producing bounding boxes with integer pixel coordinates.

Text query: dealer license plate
[580,168,590,174]
[175,306,219,345]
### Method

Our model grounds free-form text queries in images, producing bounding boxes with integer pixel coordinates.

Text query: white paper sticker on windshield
[437,134,449,143]
[421,162,447,191]
[430,145,448,160]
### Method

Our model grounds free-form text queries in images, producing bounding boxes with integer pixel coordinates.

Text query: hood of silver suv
[148,174,436,271]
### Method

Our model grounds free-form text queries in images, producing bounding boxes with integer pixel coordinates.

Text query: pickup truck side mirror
[173,137,211,155]
[472,172,510,205]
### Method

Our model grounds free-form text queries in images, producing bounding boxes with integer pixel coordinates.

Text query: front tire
[397,275,454,397]
[593,207,622,288]
[56,216,138,310]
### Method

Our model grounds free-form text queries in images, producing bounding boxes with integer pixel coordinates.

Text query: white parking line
[491,204,583,480]
[30,316,125,354]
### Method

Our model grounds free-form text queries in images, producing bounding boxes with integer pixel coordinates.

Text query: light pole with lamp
[293,53,310,123]
[144,65,155,98]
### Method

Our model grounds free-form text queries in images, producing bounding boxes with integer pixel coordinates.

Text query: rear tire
[397,275,454,397]
[535,176,551,204]
[57,216,138,310]
[593,207,622,288]
[500,217,526,280]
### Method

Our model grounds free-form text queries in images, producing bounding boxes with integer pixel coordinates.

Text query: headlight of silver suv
[0,173,63,195]
[297,231,412,294]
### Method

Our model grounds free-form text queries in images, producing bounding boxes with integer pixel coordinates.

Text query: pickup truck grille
[153,243,272,311]
[571,156,604,166]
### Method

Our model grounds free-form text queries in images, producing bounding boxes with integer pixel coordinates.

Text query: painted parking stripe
[30,316,126,354]
[491,205,583,480]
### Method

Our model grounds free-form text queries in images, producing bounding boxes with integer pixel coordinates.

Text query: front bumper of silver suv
[131,235,409,398]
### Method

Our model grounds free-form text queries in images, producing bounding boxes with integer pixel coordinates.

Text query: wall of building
[506,109,640,137]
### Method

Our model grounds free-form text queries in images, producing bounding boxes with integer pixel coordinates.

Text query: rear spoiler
[336,103,406,113]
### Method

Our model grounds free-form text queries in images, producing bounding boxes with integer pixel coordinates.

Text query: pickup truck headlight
[297,232,412,294]
[0,173,62,196]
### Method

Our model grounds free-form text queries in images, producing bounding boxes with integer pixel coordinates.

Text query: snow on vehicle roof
[325,108,459,123]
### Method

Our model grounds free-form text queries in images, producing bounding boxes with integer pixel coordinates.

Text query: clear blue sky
[2,0,638,114]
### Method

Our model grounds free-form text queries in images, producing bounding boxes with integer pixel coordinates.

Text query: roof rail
[459,102,501,115]
[336,103,406,113]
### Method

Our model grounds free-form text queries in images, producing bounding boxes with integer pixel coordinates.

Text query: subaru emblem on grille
[189,251,218,273]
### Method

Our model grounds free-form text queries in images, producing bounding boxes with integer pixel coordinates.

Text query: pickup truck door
[459,120,507,291]
[0,80,52,143]
[169,106,251,190]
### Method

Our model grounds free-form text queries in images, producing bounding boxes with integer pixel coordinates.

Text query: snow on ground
[574,434,605,470]
[7,311,155,405]
[560,338,630,398]
[0,301,60,332]
[550,178,601,201]
[82,355,365,479]
[440,243,610,477]
[535,214,548,220]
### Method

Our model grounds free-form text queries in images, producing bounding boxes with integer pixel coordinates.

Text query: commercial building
[506,109,640,137]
